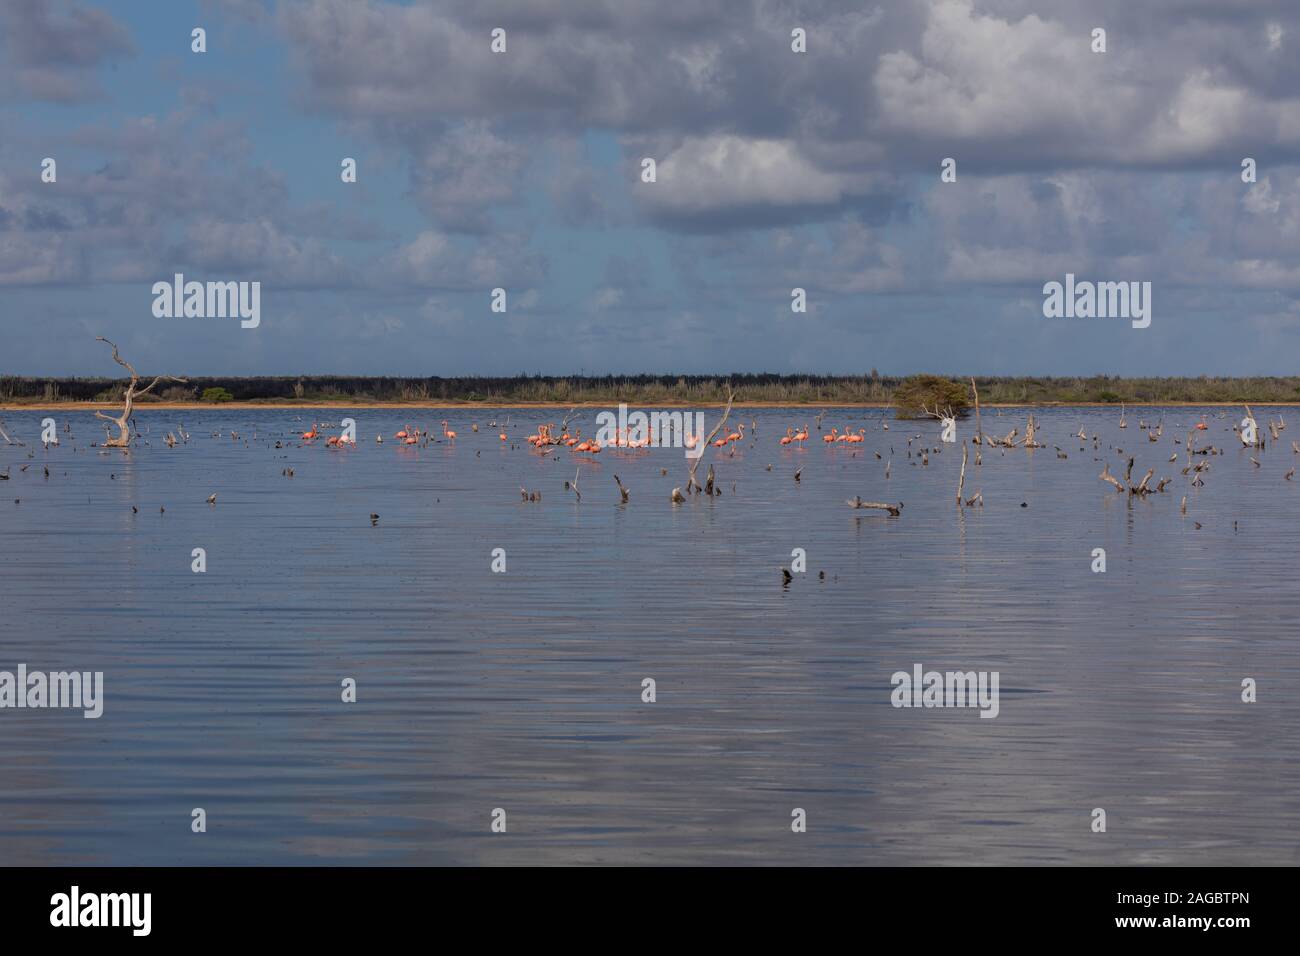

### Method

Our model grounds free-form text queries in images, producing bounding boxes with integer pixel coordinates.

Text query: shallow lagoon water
[1,405,1297,865]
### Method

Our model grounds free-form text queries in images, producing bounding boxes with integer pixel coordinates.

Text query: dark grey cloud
[270,0,1300,236]
[7,0,1300,375]
[273,0,904,232]
[0,0,135,103]
[0,111,301,287]
[408,121,531,232]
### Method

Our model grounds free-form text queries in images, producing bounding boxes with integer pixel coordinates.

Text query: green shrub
[893,375,969,419]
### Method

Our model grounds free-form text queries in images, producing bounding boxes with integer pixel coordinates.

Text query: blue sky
[4,0,1300,377]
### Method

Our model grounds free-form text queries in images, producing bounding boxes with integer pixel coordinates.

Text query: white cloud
[644,136,859,214]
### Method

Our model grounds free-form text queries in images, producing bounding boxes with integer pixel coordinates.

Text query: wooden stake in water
[957,441,968,504]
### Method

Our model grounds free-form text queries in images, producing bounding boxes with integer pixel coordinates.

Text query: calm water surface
[1,405,1297,865]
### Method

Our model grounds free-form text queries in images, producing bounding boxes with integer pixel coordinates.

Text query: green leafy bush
[893,375,969,419]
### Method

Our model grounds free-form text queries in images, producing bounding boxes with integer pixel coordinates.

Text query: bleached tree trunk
[94,337,186,448]
[684,387,734,496]
[956,441,967,503]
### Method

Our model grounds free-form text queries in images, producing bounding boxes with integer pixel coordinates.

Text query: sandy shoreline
[3,400,1296,413]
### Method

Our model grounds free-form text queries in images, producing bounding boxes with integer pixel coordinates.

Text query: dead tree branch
[685,386,734,496]
[1099,464,1125,493]
[94,337,186,447]
[846,497,902,516]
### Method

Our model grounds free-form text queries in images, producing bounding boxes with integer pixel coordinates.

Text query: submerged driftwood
[1100,456,1169,496]
[845,497,902,516]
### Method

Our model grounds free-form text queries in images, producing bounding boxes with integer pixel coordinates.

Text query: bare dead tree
[559,406,583,434]
[682,386,734,497]
[920,402,955,423]
[969,377,983,444]
[1101,456,1167,496]
[94,337,186,447]
[1241,404,1260,448]
[1023,414,1042,448]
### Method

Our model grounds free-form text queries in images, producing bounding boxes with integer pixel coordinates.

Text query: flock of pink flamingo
[298,417,868,454]
[776,424,863,447]
[299,423,354,446]
[300,419,457,447]
[514,422,751,455]
[822,427,866,444]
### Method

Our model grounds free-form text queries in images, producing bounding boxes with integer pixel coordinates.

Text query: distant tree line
[3,372,1300,408]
